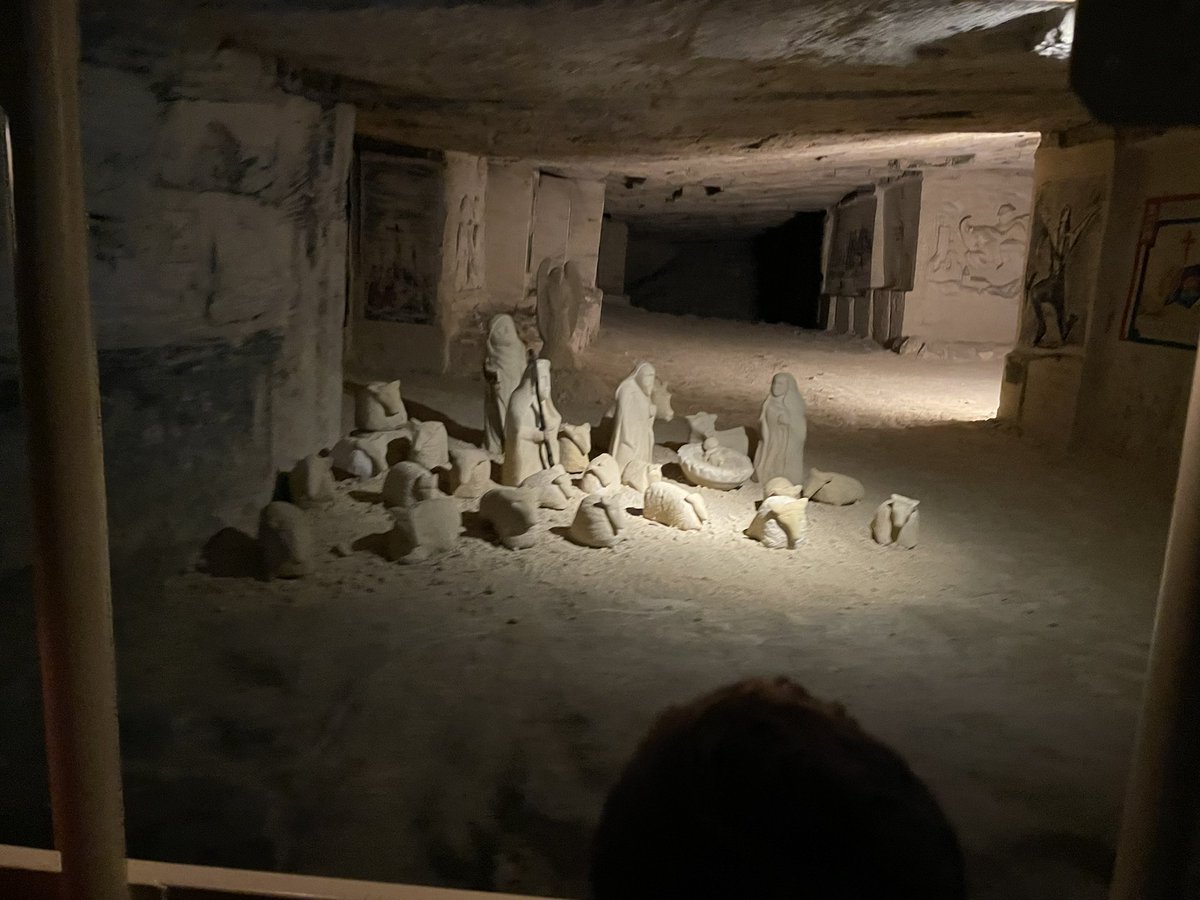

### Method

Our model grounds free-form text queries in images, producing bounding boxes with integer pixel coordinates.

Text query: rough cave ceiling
[84,0,1088,229]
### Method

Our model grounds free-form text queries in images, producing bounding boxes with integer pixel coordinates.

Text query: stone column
[1109,350,1200,900]
[4,1,130,898]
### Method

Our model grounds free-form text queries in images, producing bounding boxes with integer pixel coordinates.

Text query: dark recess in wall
[626,232,760,321]
[755,212,826,328]
[625,212,826,325]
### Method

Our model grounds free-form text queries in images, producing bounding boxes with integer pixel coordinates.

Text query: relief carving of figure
[1026,202,1100,347]
[959,203,1029,297]
[454,195,483,291]
[928,203,1030,299]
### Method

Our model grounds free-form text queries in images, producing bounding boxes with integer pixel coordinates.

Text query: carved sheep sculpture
[643,481,709,532]
[568,493,629,548]
[479,487,540,550]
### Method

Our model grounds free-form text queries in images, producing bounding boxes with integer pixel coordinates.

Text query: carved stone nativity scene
[2,3,1196,899]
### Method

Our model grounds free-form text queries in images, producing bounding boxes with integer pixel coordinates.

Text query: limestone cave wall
[998,137,1114,448]
[1073,130,1200,465]
[345,148,487,376]
[485,162,537,311]
[1000,129,1200,469]
[1,49,355,573]
[348,158,606,375]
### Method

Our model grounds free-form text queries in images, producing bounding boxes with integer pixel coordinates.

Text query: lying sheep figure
[804,468,865,506]
[579,453,621,494]
[871,494,920,550]
[387,497,461,564]
[622,459,664,493]
[353,379,407,432]
[761,476,803,502]
[568,493,630,548]
[382,461,441,509]
[522,465,582,511]
[259,501,314,579]
[643,481,709,532]
[403,420,450,472]
[446,447,492,499]
[746,496,809,550]
[288,454,335,510]
[558,423,593,475]
[479,487,540,550]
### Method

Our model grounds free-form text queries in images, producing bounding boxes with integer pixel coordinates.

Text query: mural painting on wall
[926,201,1030,300]
[1123,194,1200,351]
[836,227,873,279]
[360,153,443,325]
[363,237,433,324]
[1022,178,1105,348]
[827,195,876,297]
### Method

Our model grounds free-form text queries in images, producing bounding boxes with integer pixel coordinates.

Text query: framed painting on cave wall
[1123,194,1200,350]
[355,146,445,325]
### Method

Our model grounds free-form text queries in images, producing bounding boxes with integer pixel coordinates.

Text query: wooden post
[1109,350,1200,899]
[3,1,131,898]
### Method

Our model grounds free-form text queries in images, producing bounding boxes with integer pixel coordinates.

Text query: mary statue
[754,372,807,484]
[501,358,563,487]
[609,362,657,471]
[482,314,527,460]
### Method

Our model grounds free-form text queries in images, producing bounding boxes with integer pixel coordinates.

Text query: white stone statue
[382,461,440,509]
[746,496,809,550]
[522,465,581,511]
[288,454,335,509]
[610,362,658,471]
[754,373,807,485]
[685,412,752,458]
[558,423,592,474]
[479,487,540,550]
[259,501,314,579]
[578,453,621,493]
[804,469,865,506]
[482,314,528,460]
[872,494,920,549]
[568,493,629,548]
[501,358,562,486]
[679,437,754,491]
[643,481,709,532]
[387,498,461,564]
[354,380,407,432]
[446,447,492,499]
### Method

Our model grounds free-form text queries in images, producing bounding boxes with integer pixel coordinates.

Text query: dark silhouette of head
[590,677,966,900]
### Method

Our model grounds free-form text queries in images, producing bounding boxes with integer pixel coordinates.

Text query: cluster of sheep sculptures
[253,313,919,577]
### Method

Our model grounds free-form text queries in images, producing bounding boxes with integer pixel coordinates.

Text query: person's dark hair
[590,676,966,900]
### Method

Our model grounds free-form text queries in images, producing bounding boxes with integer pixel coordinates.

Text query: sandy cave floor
[1,305,1177,899]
